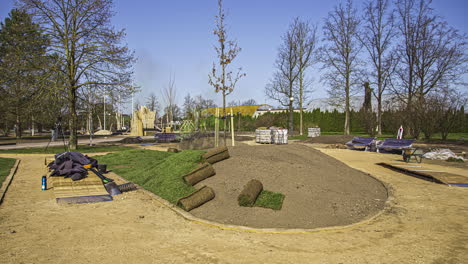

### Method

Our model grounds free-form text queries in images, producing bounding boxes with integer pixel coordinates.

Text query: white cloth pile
[422,149,465,161]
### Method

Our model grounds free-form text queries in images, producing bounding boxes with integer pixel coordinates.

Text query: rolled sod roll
[167,148,179,153]
[177,186,215,211]
[183,163,216,185]
[238,179,263,207]
[203,146,230,164]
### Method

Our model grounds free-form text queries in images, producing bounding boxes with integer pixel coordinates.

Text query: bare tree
[265,71,295,108]
[241,99,257,106]
[320,0,362,135]
[394,0,467,138]
[437,89,467,140]
[194,95,217,111]
[146,93,159,112]
[183,93,196,119]
[265,19,302,135]
[162,74,177,126]
[227,100,239,107]
[208,0,245,145]
[293,18,318,135]
[360,0,396,135]
[20,0,136,149]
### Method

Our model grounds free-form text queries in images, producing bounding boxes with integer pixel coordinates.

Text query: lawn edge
[0,159,20,205]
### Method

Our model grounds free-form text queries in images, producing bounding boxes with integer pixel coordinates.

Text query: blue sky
[1,0,467,113]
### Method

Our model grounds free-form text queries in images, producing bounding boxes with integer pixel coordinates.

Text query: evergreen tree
[0,9,49,138]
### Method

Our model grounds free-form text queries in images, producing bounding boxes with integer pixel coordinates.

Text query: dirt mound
[120,137,143,144]
[302,135,354,145]
[190,144,388,229]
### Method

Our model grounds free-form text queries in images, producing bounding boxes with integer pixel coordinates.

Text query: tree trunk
[69,88,78,150]
[299,72,304,136]
[289,102,294,135]
[377,98,382,136]
[222,91,227,146]
[344,76,350,135]
[31,115,35,136]
[15,111,21,139]
[289,79,294,136]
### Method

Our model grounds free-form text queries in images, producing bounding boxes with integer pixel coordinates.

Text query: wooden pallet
[378,163,468,187]
[50,169,112,204]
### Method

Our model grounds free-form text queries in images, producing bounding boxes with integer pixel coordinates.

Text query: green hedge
[199,108,468,136]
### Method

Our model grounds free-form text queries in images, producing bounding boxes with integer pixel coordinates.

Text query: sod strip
[254,190,285,211]
[98,149,205,204]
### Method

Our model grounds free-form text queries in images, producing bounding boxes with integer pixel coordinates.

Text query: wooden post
[230,109,235,146]
[215,108,219,147]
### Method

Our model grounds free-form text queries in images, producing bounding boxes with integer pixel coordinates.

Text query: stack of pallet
[271,128,288,144]
[308,127,321,137]
[255,129,272,144]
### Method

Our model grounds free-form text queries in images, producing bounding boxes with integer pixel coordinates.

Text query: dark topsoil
[190,144,388,229]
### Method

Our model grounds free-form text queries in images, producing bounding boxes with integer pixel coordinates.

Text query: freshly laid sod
[0,145,134,154]
[98,149,205,204]
[0,157,16,186]
[254,190,285,210]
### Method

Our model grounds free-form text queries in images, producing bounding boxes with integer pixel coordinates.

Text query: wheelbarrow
[402,148,424,163]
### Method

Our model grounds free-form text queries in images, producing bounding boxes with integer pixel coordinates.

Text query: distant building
[253,106,304,118]
[204,104,304,118]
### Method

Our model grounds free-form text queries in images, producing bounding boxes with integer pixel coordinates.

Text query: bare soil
[1,145,467,263]
[191,144,387,228]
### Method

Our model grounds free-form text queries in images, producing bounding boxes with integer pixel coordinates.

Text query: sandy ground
[1,145,467,264]
[191,144,387,229]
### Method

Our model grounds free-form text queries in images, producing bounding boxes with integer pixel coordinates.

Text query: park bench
[345,136,377,151]
[376,138,415,154]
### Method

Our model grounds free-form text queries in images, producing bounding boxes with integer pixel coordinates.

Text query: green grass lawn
[0,157,16,186]
[0,145,135,154]
[97,149,205,204]
[254,190,285,210]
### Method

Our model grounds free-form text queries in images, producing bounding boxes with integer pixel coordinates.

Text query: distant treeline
[201,108,468,138]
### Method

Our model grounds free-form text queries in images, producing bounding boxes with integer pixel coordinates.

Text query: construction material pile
[271,128,288,144]
[423,149,466,161]
[255,128,288,144]
[48,152,98,181]
[308,127,321,137]
[255,129,272,143]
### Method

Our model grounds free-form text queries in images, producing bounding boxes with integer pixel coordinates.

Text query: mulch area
[190,144,388,229]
